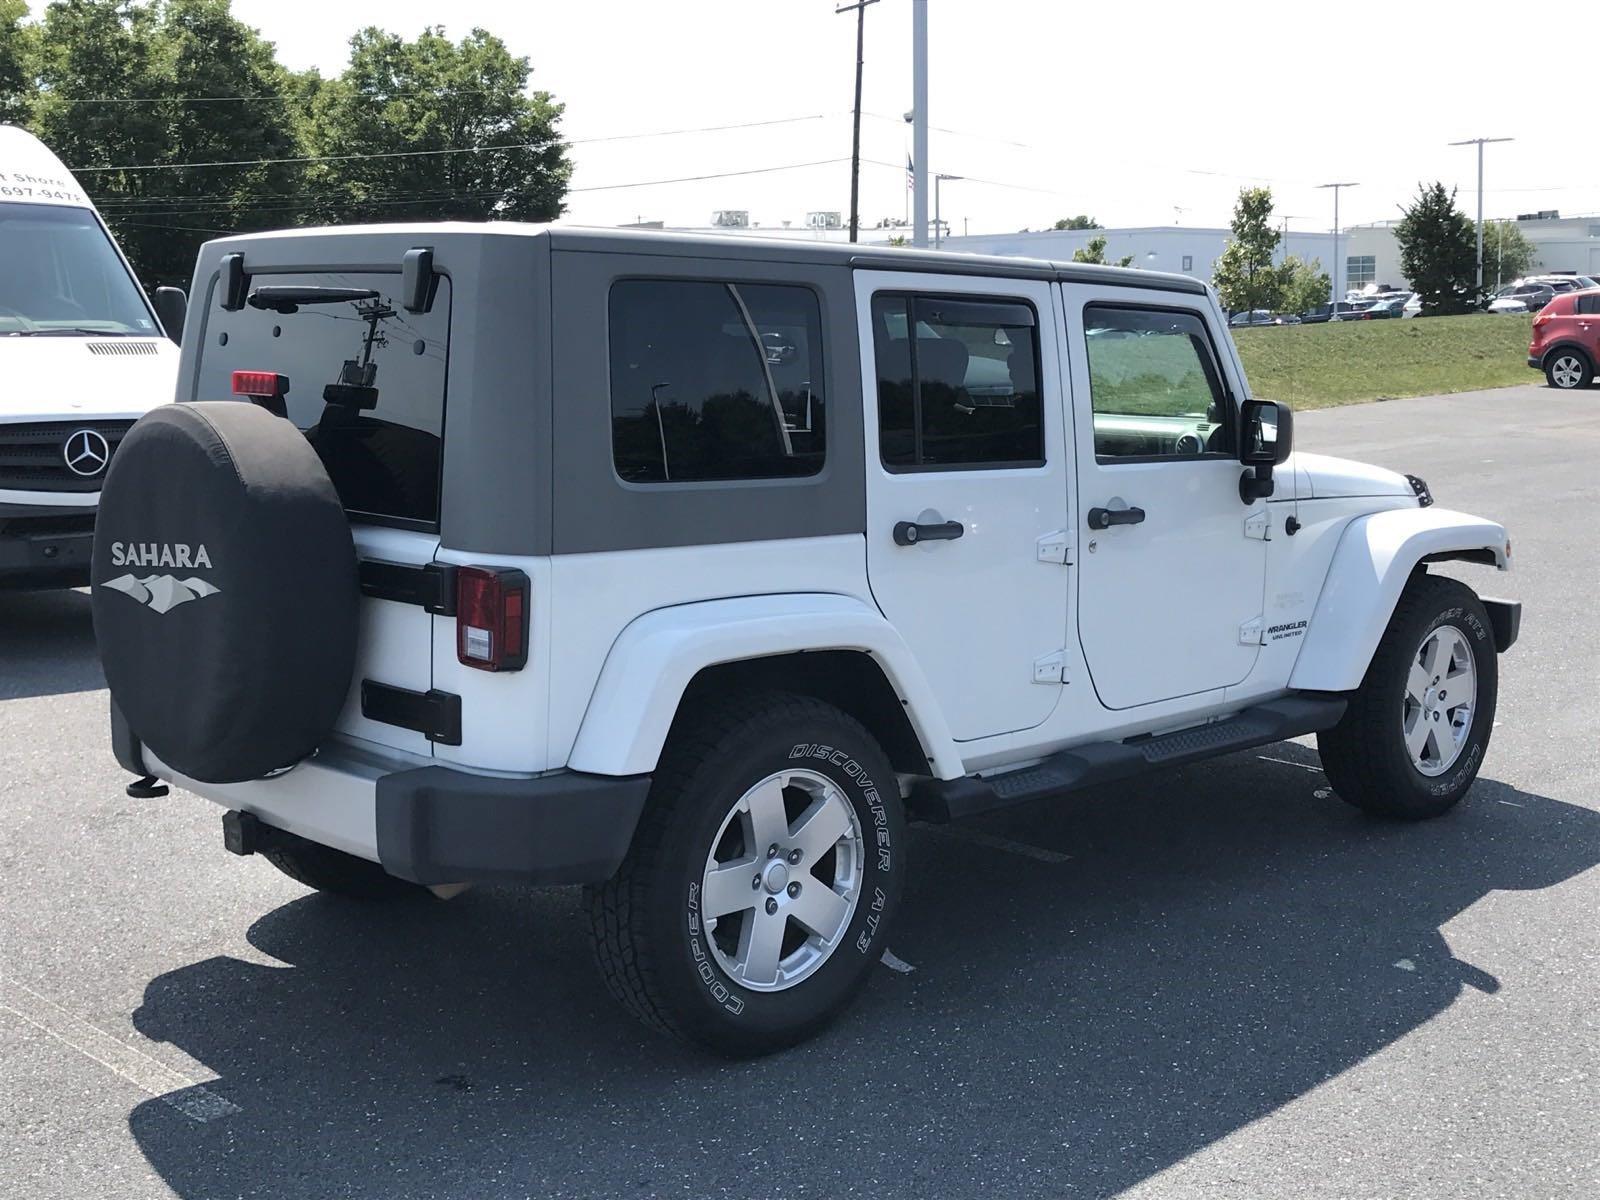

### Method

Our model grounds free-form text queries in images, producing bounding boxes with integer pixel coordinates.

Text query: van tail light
[455,566,529,672]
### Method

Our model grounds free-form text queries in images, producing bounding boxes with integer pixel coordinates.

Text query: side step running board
[910,695,1347,823]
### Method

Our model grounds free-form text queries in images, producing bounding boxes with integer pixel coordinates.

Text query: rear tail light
[455,566,529,672]
[231,370,288,398]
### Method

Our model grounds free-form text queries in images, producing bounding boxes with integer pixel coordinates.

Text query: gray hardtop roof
[204,221,1210,295]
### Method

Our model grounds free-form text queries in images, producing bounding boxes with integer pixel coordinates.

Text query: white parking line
[0,970,239,1123]
[1256,754,1325,773]
[922,823,1072,864]
[880,949,917,974]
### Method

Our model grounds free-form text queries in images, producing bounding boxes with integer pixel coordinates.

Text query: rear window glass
[608,279,826,483]
[195,272,449,527]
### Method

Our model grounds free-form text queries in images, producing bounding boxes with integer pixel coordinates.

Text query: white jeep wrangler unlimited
[92,226,1519,1055]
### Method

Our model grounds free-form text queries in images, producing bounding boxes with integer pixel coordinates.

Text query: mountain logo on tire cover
[100,573,221,615]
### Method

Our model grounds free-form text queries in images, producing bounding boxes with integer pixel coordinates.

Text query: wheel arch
[1540,340,1594,370]
[564,593,964,780]
[1289,507,1510,693]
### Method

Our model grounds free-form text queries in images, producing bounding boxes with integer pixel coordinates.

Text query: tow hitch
[125,775,169,799]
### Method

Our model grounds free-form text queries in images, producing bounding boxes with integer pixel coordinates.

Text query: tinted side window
[195,272,450,527]
[609,280,825,483]
[1083,305,1230,460]
[872,293,1043,470]
[1577,295,1600,315]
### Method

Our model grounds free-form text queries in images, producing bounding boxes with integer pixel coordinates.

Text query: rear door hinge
[1036,530,1071,564]
[1033,650,1068,684]
[1243,510,1271,541]
[1238,616,1264,645]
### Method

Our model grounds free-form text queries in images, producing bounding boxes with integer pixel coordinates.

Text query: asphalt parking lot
[2,383,1597,1200]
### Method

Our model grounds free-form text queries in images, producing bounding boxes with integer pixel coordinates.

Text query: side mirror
[1238,399,1293,502]
[152,286,187,345]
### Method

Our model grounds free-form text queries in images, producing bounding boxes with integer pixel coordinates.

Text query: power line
[95,159,857,224]
[68,113,838,174]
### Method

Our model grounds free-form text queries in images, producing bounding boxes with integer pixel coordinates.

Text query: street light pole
[1449,136,1513,294]
[911,0,928,247]
[934,173,961,248]
[835,0,879,244]
[1318,182,1359,307]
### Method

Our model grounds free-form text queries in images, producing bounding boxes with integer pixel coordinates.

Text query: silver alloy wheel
[700,769,864,993]
[1551,355,1586,388]
[1402,624,1477,777]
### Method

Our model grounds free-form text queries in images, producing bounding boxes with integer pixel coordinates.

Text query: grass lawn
[1232,313,1536,410]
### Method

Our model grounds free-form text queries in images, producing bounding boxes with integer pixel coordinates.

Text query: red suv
[1528,287,1600,389]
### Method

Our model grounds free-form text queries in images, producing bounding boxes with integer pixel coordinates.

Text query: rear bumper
[111,702,650,885]
[0,502,96,587]
[1528,355,1541,370]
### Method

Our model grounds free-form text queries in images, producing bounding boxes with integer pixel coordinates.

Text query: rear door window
[195,272,449,528]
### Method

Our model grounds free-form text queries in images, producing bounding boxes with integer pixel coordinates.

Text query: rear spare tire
[91,401,358,784]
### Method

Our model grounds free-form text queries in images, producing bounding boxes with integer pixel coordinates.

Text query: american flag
[906,154,915,191]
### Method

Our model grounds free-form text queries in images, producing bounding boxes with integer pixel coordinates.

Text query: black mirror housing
[1238,399,1293,503]
[1239,399,1293,466]
[152,286,187,345]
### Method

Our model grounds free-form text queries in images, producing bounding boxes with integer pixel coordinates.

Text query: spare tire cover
[92,401,358,784]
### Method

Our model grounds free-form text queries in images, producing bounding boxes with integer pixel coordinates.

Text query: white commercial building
[945,215,1600,297]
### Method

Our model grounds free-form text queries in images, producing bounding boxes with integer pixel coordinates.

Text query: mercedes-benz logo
[63,429,111,478]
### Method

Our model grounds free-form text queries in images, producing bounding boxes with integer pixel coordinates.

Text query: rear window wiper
[247,286,381,314]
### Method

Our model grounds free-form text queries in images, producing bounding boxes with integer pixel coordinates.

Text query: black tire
[586,692,905,1056]
[260,830,426,900]
[1544,347,1593,390]
[1318,573,1498,820]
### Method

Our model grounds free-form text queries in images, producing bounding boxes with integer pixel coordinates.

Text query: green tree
[1053,214,1101,230]
[0,0,39,124]
[1277,255,1330,315]
[30,0,306,287]
[1478,219,1537,289]
[305,25,570,227]
[1071,234,1132,267]
[1395,182,1477,315]
[1211,186,1282,312]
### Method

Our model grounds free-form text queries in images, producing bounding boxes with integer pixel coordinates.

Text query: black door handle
[1087,506,1146,530]
[893,520,965,546]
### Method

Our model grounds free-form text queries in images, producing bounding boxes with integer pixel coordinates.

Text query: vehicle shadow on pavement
[0,588,104,700]
[125,751,1600,1200]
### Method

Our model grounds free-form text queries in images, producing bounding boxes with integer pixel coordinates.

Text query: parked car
[1337,294,1411,321]
[1403,293,1422,318]
[91,226,1519,1055]
[1528,286,1600,389]
[0,125,181,589]
[1228,309,1297,327]
[1300,301,1360,324]
[1334,298,1382,321]
[1489,284,1554,313]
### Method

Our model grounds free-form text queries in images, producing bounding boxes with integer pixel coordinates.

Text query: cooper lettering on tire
[587,692,905,1056]
[91,402,358,784]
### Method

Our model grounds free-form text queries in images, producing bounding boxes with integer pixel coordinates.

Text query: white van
[0,125,180,588]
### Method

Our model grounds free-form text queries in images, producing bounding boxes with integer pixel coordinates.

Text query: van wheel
[586,692,905,1056]
[1317,574,1498,820]
[1545,349,1593,389]
[260,830,426,900]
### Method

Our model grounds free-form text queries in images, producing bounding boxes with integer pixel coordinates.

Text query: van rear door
[191,270,451,757]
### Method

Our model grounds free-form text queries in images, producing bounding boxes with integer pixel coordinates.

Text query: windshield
[0,203,157,336]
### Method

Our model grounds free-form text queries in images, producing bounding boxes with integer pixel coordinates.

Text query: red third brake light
[231,370,288,398]
[455,566,530,672]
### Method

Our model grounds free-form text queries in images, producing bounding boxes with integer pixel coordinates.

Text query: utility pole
[934,173,960,248]
[1317,182,1359,306]
[835,0,878,244]
[911,0,928,247]
[1449,136,1513,294]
